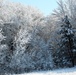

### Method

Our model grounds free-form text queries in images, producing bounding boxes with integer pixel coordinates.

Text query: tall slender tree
[58,16,76,67]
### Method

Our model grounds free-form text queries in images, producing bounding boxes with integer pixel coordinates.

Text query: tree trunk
[68,37,74,67]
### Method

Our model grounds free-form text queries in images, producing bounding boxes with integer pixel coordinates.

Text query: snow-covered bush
[9,25,53,72]
[9,28,32,69]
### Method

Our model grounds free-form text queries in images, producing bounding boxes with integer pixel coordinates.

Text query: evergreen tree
[57,16,76,67]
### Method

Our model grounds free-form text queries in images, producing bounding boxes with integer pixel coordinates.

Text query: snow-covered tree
[0,0,44,56]
[30,26,53,70]
[0,28,9,69]
[9,24,53,72]
[53,0,76,28]
[55,16,76,67]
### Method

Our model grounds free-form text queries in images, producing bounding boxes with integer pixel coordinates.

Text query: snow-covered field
[15,67,76,75]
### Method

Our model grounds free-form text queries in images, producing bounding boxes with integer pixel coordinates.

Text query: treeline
[0,0,76,74]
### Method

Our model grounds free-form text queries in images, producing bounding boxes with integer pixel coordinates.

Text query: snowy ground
[15,66,76,75]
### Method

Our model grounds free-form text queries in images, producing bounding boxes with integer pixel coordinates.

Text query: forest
[0,0,76,74]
